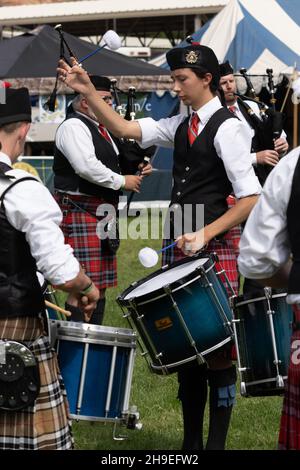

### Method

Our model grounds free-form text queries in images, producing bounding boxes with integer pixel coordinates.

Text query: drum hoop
[52,320,136,341]
[235,292,287,308]
[56,334,136,349]
[118,254,212,303]
[121,262,216,306]
[149,337,232,371]
[243,376,287,387]
[68,414,125,423]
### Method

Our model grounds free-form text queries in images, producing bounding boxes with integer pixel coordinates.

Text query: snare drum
[53,320,137,423]
[117,254,233,374]
[232,290,293,397]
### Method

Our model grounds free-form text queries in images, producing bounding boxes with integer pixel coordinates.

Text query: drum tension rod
[164,284,205,365]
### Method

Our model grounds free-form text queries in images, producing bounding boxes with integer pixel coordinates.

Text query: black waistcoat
[169,107,234,235]
[287,153,300,294]
[53,113,121,203]
[0,162,45,318]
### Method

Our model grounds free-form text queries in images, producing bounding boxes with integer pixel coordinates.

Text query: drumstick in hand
[45,300,72,317]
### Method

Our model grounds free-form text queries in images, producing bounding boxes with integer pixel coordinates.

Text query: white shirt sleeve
[251,152,258,165]
[55,118,124,190]
[214,118,262,198]
[238,147,300,279]
[137,114,185,148]
[3,175,80,285]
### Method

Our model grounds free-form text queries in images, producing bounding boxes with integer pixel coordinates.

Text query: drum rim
[133,264,216,306]
[234,292,288,308]
[149,336,233,372]
[117,253,214,304]
[56,334,136,348]
[51,320,136,341]
[242,376,288,387]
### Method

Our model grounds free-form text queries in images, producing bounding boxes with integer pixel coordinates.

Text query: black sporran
[0,340,40,411]
[103,215,120,254]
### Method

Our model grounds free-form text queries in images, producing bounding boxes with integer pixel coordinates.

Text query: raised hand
[57,57,95,95]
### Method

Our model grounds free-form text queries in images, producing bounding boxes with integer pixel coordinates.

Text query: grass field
[55,215,284,450]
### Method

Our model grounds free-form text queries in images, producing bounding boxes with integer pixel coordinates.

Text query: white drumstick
[138,242,177,268]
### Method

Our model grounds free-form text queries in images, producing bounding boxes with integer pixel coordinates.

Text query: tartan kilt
[162,232,239,297]
[278,305,300,450]
[0,316,73,450]
[226,196,242,258]
[54,192,117,290]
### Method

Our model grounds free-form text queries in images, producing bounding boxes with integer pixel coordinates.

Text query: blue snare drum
[117,254,233,374]
[52,321,137,423]
[232,289,293,397]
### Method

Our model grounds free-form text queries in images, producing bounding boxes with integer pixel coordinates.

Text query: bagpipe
[110,78,155,175]
[45,24,155,178]
[44,24,121,112]
[237,67,283,151]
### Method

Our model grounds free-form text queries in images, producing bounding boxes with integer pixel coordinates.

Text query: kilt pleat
[0,316,73,450]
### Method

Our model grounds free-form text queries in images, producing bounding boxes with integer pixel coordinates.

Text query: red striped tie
[228,105,237,115]
[188,112,200,146]
[98,124,111,143]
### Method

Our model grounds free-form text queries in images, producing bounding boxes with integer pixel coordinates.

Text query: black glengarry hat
[219,60,234,77]
[166,45,220,85]
[89,75,111,92]
[73,75,111,99]
[0,87,31,126]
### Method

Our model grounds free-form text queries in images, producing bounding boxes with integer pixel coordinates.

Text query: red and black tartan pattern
[55,193,117,290]
[278,304,300,450]
[162,232,239,297]
[226,196,242,258]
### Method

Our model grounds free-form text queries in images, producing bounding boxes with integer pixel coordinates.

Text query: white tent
[153,0,300,77]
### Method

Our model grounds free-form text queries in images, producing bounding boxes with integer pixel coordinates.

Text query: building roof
[0,1,228,24]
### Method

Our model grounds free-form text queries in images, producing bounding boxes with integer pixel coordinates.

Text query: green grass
[55,215,283,450]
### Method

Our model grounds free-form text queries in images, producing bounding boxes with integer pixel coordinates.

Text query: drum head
[123,257,210,300]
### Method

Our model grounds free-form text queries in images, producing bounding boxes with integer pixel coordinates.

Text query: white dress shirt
[55,112,124,194]
[229,100,287,165]
[238,146,300,304]
[138,96,261,199]
[0,152,80,285]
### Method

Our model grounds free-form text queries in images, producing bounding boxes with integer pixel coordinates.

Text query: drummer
[57,45,261,450]
[238,146,300,450]
[0,87,99,450]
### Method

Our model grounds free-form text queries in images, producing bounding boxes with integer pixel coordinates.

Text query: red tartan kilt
[54,192,117,290]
